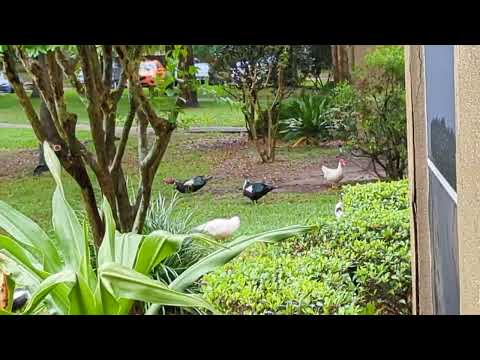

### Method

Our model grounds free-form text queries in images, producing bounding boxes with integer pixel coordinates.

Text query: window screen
[424,45,459,315]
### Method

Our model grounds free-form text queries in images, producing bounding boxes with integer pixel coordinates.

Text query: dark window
[424,45,457,190]
[424,45,459,315]
[428,170,459,314]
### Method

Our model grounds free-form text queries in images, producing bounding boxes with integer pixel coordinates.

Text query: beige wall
[407,45,480,314]
[454,46,480,314]
[405,45,433,314]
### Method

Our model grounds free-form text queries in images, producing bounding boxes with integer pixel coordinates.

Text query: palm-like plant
[0,142,313,315]
[279,94,335,147]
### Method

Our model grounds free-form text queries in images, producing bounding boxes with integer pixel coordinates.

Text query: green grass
[0,173,337,237]
[0,130,339,235]
[0,128,92,151]
[175,192,337,236]
[0,90,244,127]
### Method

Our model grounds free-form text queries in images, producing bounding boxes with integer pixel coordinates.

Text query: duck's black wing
[190,176,210,192]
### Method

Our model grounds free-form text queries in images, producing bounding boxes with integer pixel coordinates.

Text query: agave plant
[0,142,313,315]
[0,142,220,315]
[279,94,336,146]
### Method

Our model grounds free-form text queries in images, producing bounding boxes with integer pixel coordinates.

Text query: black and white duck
[164,175,212,194]
[242,178,276,203]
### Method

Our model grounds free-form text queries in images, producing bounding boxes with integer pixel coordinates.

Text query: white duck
[322,158,348,186]
[192,216,240,240]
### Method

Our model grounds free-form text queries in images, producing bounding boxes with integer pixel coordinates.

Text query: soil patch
[0,149,38,179]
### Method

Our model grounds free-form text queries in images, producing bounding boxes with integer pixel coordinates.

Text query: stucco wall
[454,46,480,314]
[405,45,433,314]
[407,45,480,314]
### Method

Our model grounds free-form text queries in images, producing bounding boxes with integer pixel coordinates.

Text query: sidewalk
[0,123,247,134]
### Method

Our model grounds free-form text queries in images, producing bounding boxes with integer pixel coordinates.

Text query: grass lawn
[0,90,244,127]
[0,128,92,151]
[0,129,339,236]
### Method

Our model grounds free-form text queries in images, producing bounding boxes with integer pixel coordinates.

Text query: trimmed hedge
[201,180,411,315]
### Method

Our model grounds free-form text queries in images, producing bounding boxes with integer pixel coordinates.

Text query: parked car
[139,60,166,87]
[0,72,14,93]
[194,62,210,84]
[77,58,123,88]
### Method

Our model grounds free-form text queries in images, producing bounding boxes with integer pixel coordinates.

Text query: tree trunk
[179,45,198,108]
[332,45,340,83]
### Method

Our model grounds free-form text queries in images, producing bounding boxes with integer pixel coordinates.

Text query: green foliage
[144,191,194,235]
[279,94,334,143]
[202,250,364,315]
[279,84,358,143]
[0,142,314,315]
[342,179,409,213]
[202,180,411,315]
[0,142,217,315]
[351,46,407,180]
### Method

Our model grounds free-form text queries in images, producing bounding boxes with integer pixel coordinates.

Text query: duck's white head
[230,216,241,227]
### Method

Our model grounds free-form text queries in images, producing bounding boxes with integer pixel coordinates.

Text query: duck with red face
[164,176,212,194]
[321,157,348,186]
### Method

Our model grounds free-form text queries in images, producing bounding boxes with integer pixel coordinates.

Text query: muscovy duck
[346,263,358,287]
[321,157,348,186]
[1,272,29,312]
[243,178,276,203]
[335,201,343,218]
[12,289,29,311]
[193,216,240,240]
[164,176,212,194]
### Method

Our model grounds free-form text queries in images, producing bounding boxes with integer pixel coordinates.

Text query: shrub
[202,180,411,315]
[342,179,409,213]
[279,94,334,145]
[0,142,315,315]
[279,83,359,145]
[350,46,407,180]
[202,250,368,315]
[144,191,194,235]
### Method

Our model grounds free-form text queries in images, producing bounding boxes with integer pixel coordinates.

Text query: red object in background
[139,60,166,87]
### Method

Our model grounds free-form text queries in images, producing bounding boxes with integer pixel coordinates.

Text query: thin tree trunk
[179,45,198,108]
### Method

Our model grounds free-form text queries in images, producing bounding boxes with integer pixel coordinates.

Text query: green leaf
[97,197,117,267]
[95,278,119,315]
[42,141,63,196]
[0,235,44,278]
[114,232,144,269]
[43,141,86,271]
[0,201,62,273]
[0,248,71,315]
[99,262,218,314]
[68,274,100,315]
[51,187,84,271]
[170,225,313,293]
[0,308,13,315]
[80,220,96,290]
[134,230,185,275]
[22,271,76,314]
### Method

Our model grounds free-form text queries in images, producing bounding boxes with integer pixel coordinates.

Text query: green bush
[342,179,409,212]
[279,82,359,145]
[279,94,334,144]
[201,180,411,315]
[351,46,407,180]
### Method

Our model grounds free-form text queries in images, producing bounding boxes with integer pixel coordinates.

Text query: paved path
[0,123,247,134]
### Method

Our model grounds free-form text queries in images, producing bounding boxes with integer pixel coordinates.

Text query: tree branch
[110,95,137,172]
[55,49,85,97]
